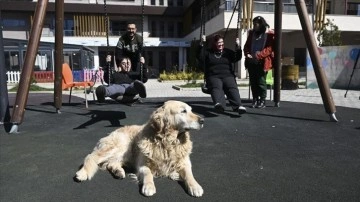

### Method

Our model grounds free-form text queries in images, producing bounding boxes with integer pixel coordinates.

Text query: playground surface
[1,89,360,201]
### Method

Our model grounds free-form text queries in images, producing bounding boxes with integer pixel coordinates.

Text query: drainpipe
[345,0,348,14]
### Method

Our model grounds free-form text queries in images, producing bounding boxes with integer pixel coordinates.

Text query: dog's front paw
[142,182,156,196]
[187,183,204,197]
[75,169,88,181]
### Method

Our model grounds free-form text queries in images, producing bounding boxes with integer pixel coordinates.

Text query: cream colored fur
[75,100,204,197]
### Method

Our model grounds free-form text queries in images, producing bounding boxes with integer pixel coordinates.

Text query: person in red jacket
[244,16,275,108]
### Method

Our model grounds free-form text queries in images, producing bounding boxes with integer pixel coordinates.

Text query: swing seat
[201,83,211,94]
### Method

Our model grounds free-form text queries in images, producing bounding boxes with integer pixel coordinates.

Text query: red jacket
[244,29,275,72]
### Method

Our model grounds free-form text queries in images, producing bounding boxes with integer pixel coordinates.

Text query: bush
[158,70,204,82]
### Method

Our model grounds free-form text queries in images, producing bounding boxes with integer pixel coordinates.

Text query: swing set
[0,0,339,134]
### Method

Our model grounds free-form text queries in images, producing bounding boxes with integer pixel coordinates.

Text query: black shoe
[134,80,147,98]
[214,103,225,113]
[250,98,257,108]
[256,100,266,109]
[95,85,106,103]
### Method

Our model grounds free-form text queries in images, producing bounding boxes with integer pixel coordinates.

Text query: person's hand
[201,35,206,43]
[140,56,145,64]
[106,55,111,62]
[235,38,240,47]
[247,54,252,58]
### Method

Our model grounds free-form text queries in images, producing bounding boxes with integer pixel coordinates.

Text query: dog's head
[150,100,204,133]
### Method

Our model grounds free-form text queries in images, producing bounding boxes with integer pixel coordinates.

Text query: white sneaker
[237,106,247,115]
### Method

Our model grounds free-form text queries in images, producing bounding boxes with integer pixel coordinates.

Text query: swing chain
[140,0,145,82]
[104,0,112,85]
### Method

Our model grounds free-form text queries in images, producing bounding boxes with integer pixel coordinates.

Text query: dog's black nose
[199,118,204,124]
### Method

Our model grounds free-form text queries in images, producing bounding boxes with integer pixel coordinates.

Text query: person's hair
[211,34,224,50]
[127,21,137,27]
[116,56,131,67]
[253,16,269,34]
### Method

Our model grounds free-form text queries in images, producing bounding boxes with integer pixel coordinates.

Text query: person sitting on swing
[95,55,147,103]
[198,34,247,115]
[115,22,147,83]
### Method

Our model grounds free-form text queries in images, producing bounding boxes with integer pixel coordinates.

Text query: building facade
[1,0,360,79]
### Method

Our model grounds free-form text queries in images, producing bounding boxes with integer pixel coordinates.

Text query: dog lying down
[75,100,205,197]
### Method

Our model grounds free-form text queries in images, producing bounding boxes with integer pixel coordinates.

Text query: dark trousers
[207,76,242,109]
[248,64,267,100]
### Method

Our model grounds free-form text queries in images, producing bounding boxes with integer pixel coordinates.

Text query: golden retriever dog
[75,100,204,197]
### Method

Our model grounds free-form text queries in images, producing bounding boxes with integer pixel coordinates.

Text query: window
[171,51,179,70]
[347,2,360,15]
[111,21,127,36]
[151,0,155,5]
[177,0,183,6]
[168,23,174,38]
[159,21,165,37]
[159,51,166,72]
[4,51,20,71]
[160,0,164,6]
[151,21,157,37]
[1,19,26,28]
[326,1,331,14]
[177,22,183,37]
[168,0,174,6]
[146,51,153,67]
[64,18,74,36]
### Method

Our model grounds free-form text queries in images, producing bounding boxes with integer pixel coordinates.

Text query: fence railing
[6,69,104,84]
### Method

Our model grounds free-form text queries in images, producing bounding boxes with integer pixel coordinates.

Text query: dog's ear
[150,106,165,132]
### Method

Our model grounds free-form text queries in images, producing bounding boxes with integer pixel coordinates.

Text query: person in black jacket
[115,22,147,82]
[198,34,246,114]
[95,56,146,103]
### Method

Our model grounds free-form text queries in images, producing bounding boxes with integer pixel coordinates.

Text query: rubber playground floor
[1,93,360,202]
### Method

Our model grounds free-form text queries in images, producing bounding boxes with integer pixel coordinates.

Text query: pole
[294,0,338,122]
[9,0,49,133]
[273,0,282,107]
[140,0,144,81]
[344,49,360,98]
[0,10,11,130]
[54,0,64,114]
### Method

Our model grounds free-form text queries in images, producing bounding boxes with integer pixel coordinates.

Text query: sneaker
[95,85,106,103]
[214,103,224,113]
[256,100,266,109]
[133,80,147,98]
[237,106,247,114]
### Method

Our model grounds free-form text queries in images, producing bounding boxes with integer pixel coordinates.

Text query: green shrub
[158,70,204,82]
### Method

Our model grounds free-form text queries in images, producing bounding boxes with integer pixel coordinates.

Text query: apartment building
[1,0,360,79]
